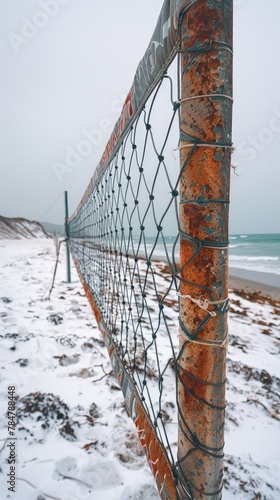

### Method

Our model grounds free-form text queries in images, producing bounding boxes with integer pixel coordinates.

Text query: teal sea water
[229,233,280,276]
[132,233,280,278]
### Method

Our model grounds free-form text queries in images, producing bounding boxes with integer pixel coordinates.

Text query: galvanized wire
[69,23,231,494]
[69,68,182,473]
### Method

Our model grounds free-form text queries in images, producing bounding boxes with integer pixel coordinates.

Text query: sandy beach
[229,272,280,301]
[230,268,280,299]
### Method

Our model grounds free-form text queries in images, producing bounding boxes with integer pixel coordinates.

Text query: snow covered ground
[0,239,279,500]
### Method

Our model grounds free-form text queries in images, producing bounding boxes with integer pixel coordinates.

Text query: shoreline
[229,270,280,301]
[229,266,280,288]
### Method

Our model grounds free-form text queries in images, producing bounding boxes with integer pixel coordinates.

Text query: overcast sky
[1,0,279,234]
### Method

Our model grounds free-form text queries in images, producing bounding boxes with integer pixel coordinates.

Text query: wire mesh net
[69,59,182,471]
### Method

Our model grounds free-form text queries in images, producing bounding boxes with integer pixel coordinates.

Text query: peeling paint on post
[178,1,233,498]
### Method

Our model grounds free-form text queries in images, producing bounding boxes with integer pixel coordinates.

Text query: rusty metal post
[177,1,233,498]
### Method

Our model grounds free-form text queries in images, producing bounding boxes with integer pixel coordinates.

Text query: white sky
[1,0,280,234]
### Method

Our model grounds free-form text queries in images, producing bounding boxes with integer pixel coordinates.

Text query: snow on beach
[0,239,279,499]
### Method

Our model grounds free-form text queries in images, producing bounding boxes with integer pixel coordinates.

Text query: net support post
[64,190,71,283]
[177,1,233,498]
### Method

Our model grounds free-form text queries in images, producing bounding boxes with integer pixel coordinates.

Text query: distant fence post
[53,233,59,257]
[64,191,71,283]
[177,1,233,498]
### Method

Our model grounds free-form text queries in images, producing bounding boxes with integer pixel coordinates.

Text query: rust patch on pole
[178,1,233,498]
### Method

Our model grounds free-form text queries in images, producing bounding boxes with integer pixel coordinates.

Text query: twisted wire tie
[200,243,229,250]
[176,93,234,104]
[172,144,235,159]
[183,334,229,349]
[179,143,235,150]
[179,43,234,57]
[178,293,228,318]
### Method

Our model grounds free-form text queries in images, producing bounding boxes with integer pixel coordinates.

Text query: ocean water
[132,233,280,277]
[229,233,280,276]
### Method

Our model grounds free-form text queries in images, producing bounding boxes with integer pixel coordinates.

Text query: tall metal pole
[177,1,233,498]
[64,191,71,283]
